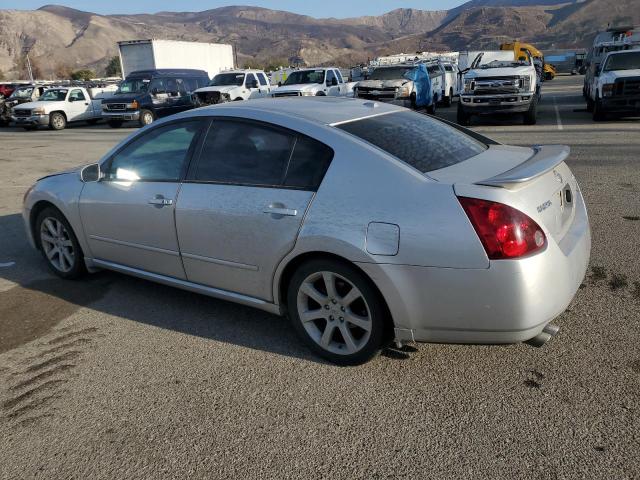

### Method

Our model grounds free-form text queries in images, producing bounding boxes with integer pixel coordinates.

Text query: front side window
[335,70,344,83]
[257,73,269,86]
[326,70,337,86]
[194,120,295,186]
[245,73,258,88]
[337,111,487,173]
[104,121,201,182]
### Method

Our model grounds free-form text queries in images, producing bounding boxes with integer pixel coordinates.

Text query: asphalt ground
[0,75,639,479]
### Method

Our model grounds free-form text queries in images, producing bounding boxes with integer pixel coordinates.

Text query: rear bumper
[600,95,640,114]
[102,111,140,121]
[12,114,49,126]
[358,189,591,345]
[460,93,533,114]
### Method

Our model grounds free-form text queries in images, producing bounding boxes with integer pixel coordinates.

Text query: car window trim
[101,118,206,184]
[184,115,334,192]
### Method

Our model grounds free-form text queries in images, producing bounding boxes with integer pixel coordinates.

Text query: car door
[325,70,340,96]
[334,69,347,96]
[245,73,261,99]
[66,89,91,121]
[79,119,204,279]
[176,118,333,301]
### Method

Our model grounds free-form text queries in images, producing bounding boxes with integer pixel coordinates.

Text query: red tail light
[458,197,546,260]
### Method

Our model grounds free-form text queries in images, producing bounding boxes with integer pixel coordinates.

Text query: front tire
[36,207,86,279]
[523,97,538,125]
[593,94,606,121]
[443,88,453,107]
[457,102,471,126]
[139,109,154,127]
[287,259,387,365]
[49,112,66,130]
[426,96,437,114]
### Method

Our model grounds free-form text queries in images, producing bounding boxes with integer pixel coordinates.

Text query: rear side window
[284,136,333,189]
[335,70,344,83]
[337,111,487,173]
[195,120,294,186]
[257,73,269,86]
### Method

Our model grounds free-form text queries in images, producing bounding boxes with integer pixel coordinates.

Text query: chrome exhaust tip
[526,324,560,348]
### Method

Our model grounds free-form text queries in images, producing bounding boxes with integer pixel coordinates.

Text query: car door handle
[263,205,297,217]
[148,197,173,206]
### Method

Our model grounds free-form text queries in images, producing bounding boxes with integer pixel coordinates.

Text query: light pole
[22,38,36,82]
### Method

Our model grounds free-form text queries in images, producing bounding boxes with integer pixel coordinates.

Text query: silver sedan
[22,98,591,365]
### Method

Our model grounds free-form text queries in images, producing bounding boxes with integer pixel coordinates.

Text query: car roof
[192,97,403,126]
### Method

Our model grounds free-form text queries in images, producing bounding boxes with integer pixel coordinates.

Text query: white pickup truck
[272,68,349,97]
[587,49,640,121]
[458,51,540,125]
[11,87,103,131]
[193,69,271,105]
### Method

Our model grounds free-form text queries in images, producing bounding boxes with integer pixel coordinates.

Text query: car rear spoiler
[475,145,570,187]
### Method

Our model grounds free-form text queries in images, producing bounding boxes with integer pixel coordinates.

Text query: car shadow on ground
[0,212,326,364]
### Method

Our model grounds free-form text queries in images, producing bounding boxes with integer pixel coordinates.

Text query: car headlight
[397,84,412,98]
[518,76,531,93]
[464,79,475,93]
[301,91,315,97]
[31,107,46,115]
[602,83,615,97]
[125,100,139,109]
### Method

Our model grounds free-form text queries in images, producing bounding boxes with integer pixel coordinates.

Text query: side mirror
[80,163,102,183]
[278,81,282,87]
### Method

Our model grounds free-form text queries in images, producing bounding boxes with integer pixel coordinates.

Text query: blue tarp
[404,64,432,107]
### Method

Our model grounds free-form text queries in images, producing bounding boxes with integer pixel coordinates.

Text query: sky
[16,1,468,18]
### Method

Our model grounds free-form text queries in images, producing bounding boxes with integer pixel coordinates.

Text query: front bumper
[358,189,591,345]
[459,93,533,114]
[600,95,640,114]
[102,110,141,121]
[12,114,49,126]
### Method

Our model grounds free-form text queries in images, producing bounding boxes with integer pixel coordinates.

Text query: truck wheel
[410,93,417,110]
[586,97,594,113]
[443,88,453,107]
[523,97,538,125]
[593,95,606,122]
[139,109,154,127]
[108,120,123,128]
[426,97,437,114]
[49,112,66,131]
[456,103,471,126]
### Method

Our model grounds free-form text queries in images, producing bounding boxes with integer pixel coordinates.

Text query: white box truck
[117,39,235,79]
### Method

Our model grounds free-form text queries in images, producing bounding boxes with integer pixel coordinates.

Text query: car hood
[275,84,321,93]
[603,69,640,79]
[104,93,144,103]
[14,100,63,110]
[356,79,411,88]
[195,85,238,94]
[37,165,84,182]
[465,66,533,78]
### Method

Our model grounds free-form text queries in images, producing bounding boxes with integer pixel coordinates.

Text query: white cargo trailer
[117,39,235,79]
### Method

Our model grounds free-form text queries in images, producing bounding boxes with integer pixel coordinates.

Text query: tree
[105,56,121,77]
[71,69,95,81]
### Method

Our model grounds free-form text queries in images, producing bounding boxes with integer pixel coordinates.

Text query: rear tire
[426,96,437,114]
[49,112,66,131]
[108,120,123,128]
[287,259,387,365]
[36,207,86,279]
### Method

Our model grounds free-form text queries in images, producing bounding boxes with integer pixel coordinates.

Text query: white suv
[272,68,348,97]
[193,70,271,105]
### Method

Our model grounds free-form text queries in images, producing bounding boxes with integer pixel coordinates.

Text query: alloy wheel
[40,217,75,273]
[296,271,372,355]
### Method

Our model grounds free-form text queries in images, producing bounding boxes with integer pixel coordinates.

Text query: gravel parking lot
[1,75,639,479]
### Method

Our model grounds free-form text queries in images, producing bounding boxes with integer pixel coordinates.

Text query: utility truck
[458,50,539,126]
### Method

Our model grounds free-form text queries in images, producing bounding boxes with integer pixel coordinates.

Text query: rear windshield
[337,111,487,173]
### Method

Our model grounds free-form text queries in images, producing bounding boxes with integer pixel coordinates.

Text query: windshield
[481,60,530,69]
[337,111,487,173]
[604,52,640,71]
[210,73,245,86]
[283,70,325,85]
[369,67,413,80]
[9,87,34,99]
[117,78,150,94]
[40,89,68,101]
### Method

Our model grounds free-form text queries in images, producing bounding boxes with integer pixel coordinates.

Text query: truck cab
[272,68,347,97]
[193,69,271,105]
[458,51,539,126]
[587,49,640,120]
[101,69,209,128]
[11,87,103,131]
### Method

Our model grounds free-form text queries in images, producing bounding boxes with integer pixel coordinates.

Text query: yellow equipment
[500,42,556,80]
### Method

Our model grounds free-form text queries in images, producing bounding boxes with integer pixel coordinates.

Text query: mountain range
[0,0,638,78]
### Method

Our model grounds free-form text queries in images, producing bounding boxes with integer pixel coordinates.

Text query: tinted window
[284,136,333,189]
[195,120,295,186]
[105,121,201,181]
[337,111,487,173]
[335,70,344,83]
[257,73,269,86]
[183,77,199,93]
[246,73,257,87]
